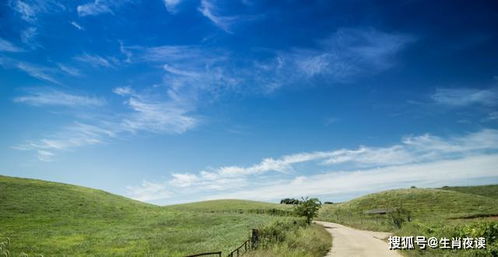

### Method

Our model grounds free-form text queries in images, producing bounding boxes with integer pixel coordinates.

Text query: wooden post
[251,229,259,249]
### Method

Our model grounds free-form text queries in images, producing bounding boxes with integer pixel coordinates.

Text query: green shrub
[388,207,412,229]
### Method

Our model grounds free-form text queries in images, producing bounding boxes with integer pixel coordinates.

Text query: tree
[280,198,300,205]
[294,197,322,225]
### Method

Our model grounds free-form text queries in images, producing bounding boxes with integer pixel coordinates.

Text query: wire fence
[185,229,259,257]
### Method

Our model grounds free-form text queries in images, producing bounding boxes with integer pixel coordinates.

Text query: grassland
[0,175,299,257]
[440,184,498,200]
[245,223,331,257]
[318,185,498,257]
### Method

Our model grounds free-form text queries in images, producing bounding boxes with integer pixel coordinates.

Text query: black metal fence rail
[184,251,222,257]
[185,229,259,257]
[227,240,251,257]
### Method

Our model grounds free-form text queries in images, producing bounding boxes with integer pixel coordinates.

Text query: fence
[185,229,259,257]
[184,252,222,257]
[227,240,250,257]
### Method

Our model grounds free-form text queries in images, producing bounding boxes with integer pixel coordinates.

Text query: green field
[0,175,302,257]
[440,184,498,200]
[318,185,498,256]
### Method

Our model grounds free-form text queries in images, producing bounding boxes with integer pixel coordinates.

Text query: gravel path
[315,221,403,257]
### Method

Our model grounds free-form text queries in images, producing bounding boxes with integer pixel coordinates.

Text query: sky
[1,0,498,205]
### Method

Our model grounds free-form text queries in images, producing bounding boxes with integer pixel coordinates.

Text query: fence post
[251,229,259,249]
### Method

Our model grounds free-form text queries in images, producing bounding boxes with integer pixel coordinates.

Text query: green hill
[166,199,290,215]
[0,175,289,257]
[318,187,498,231]
[439,184,498,200]
[318,186,498,257]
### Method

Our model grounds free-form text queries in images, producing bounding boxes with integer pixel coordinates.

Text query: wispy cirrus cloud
[74,53,118,68]
[115,87,198,134]
[204,154,498,202]
[431,87,498,107]
[126,181,172,202]
[266,28,414,88]
[126,128,498,203]
[163,0,182,13]
[8,0,65,23]
[70,21,85,31]
[14,122,117,161]
[14,88,105,107]
[57,64,82,76]
[20,27,40,49]
[77,0,132,16]
[0,57,60,84]
[199,0,239,33]
[77,0,113,16]
[0,38,24,52]
[15,86,198,161]
[124,27,412,94]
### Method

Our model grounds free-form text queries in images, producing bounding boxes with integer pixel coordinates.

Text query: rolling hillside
[0,175,289,257]
[440,184,498,200]
[318,186,498,257]
[325,188,498,219]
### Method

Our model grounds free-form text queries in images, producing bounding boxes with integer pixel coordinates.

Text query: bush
[247,224,331,257]
[388,207,412,229]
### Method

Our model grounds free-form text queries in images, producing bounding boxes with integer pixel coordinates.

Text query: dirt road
[315,221,403,257]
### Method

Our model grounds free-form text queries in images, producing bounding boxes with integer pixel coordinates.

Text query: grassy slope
[319,188,498,229]
[0,175,287,257]
[440,184,498,200]
[245,224,331,257]
[318,186,498,257]
[167,199,290,211]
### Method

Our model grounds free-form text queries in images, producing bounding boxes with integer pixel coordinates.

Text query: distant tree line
[280,198,301,204]
[280,198,333,205]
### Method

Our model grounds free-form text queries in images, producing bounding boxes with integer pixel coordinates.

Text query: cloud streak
[126,129,498,203]
[0,57,60,84]
[74,53,117,68]
[432,87,498,107]
[199,0,239,33]
[0,38,24,52]
[15,86,198,161]
[14,88,105,107]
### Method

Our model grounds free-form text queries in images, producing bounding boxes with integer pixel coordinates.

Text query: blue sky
[1,0,498,204]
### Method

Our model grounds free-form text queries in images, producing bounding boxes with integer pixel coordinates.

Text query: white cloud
[198,0,239,33]
[57,64,82,76]
[20,27,40,49]
[15,86,198,160]
[14,88,104,107]
[125,28,411,93]
[205,154,498,202]
[0,38,24,52]
[36,150,55,162]
[119,90,197,134]
[14,122,116,161]
[77,0,113,16]
[432,88,498,107]
[0,57,59,84]
[163,0,182,13]
[15,62,59,84]
[269,28,414,88]
[170,173,199,187]
[77,0,132,17]
[130,128,498,203]
[8,0,65,23]
[70,21,84,31]
[9,0,37,22]
[486,112,498,121]
[74,53,117,68]
[126,181,172,202]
